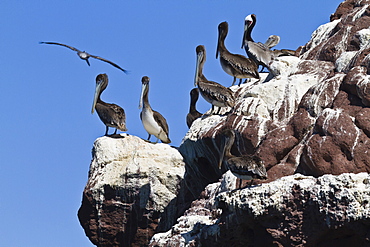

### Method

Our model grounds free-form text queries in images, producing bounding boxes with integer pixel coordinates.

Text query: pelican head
[244,14,254,30]
[91,73,108,114]
[242,14,255,48]
[216,21,228,59]
[139,76,150,109]
[264,35,281,49]
[194,45,206,87]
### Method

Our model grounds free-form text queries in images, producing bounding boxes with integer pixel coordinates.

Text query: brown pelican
[195,45,235,114]
[263,35,296,57]
[91,73,127,136]
[39,41,128,73]
[218,129,267,188]
[242,14,276,75]
[186,88,203,128]
[216,21,259,86]
[139,76,171,144]
[242,14,296,75]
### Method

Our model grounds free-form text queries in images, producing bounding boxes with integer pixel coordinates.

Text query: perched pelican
[256,35,282,73]
[39,41,128,73]
[218,129,267,188]
[139,76,171,144]
[186,88,203,128]
[91,74,127,136]
[242,14,276,75]
[195,45,235,114]
[242,15,297,76]
[216,21,259,86]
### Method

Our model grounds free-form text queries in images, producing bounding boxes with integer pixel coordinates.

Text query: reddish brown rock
[355,108,370,137]
[302,1,370,63]
[332,89,364,118]
[257,125,297,170]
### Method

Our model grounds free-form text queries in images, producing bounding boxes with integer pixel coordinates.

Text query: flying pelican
[216,21,259,86]
[39,41,128,73]
[139,76,171,144]
[91,73,127,136]
[218,129,267,188]
[195,45,235,114]
[186,88,203,128]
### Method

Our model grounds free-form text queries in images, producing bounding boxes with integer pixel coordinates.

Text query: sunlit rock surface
[79,1,370,246]
[78,134,185,247]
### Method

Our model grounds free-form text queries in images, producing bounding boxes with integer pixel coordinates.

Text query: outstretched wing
[39,41,81,52]
[90,54,128,74]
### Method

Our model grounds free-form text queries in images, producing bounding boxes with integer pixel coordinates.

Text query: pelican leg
[216,107,221,115]
[113,129,117,135]
[238,78,243,86]
[243,78,251,84]
[259,66,265,73]
[211,105,215,115]
[147,134,151,141]
[104,126,109,136]
[85,59,91,66]
[232,77,236,86]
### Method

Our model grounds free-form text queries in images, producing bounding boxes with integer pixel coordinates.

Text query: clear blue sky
[0,1,341,246]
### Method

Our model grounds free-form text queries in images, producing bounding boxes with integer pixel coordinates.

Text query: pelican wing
[96,103,127,131]
[199,81,235,107]
[152,110,169,136]
[222,53,259,79]
[228,156,267,179]
[245,41,274,68]
[89,54,128,74]
[39,41,81,52]
[273,49,297,57]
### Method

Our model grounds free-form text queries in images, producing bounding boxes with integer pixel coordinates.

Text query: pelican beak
[194,52,202,87]
[216,36,220,59]
[91,81,102,114]
[241,21,248,49]
[218,141,226,169]
[139,82,146,109]
[218,140,226,169]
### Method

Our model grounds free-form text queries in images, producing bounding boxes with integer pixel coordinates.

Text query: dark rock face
[79,1,370,246]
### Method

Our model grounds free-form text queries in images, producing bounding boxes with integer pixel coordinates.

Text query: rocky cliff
[78,1,370,246]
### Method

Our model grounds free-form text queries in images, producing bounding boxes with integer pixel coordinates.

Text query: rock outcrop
[78,134,185,246]
[79,1,370,246]
[150,172,370,247]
